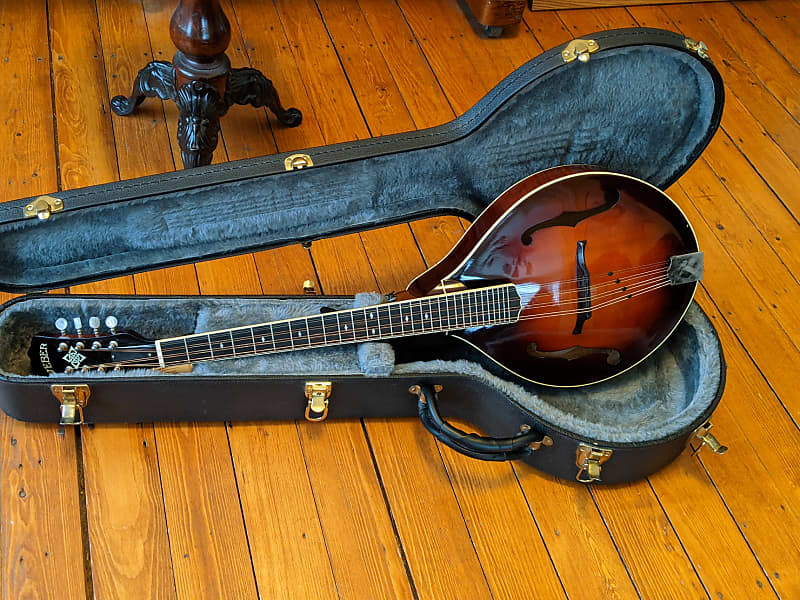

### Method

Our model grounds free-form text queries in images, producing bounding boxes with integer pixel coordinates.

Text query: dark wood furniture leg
[461,0,527,37]
[111,0,301,168]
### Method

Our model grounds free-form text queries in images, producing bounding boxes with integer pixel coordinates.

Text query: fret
[272,322,292,351]
[183,338,191,362]
[460,293,467,328]
[341,310,356,342]
[479,289,487,326]
[437,296,445,331]
[252,324,273,352]
[160,339,190,366]
[250,327,258,354]
[400,302,411,333]
[209,331,235,359]
[323,314,340,344]
[184,334,211,362]
[352,309,367,341]
[289,318,310,348]
[386,304,393,335]
[504,286,510,321]
[207,334,215,359]
[230,330,237,357]
[420,299,428,332]
[377,305,391,338]
[307,315,325,347]
[364,307,380,339]
[334,313,343,343]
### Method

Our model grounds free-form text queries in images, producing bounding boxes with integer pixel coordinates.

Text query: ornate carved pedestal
[111,0,302,168]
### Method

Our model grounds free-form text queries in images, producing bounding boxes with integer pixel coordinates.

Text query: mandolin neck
[155,283,521,369]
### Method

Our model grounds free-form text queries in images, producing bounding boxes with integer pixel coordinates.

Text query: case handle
[410,384,551,461]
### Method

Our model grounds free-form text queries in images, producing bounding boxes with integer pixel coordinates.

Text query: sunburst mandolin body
[408,166,699,387]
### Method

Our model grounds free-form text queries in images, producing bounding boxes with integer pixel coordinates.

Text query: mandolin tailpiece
[667,252,704,286]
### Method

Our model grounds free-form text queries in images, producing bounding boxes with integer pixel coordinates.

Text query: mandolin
[29,166,703,387]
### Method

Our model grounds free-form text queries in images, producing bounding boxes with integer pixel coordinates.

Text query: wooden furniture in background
[463,0,528,36]
[111,0,302,167]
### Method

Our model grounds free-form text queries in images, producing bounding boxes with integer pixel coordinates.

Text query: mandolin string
[103,271,674,365]
[116,271,673,365]
[88,277,675,371]
[90,279,676,371]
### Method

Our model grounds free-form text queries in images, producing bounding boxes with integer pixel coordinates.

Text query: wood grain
[2,3,800,599]
[229,2,418,597]
[0,3,85,599]
[47,2,175,598]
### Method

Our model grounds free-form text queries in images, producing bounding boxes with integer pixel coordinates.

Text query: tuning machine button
[58,342,69,352]
[73,317,83,335]
[89,316,101,336]
[75,342,86,350]
[92,341,102,350]
[105,315,118,334]
[55,318,68,336]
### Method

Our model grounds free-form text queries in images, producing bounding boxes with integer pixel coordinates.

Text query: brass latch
[284,153,314,171]
[576,443,612,482]
[691,421,728,456]
[302,279,317,295]
[562,38,598,64]
[684,37,710,60]
[304,381,332,422]
[24,195,63,220]
[51,384,90,426]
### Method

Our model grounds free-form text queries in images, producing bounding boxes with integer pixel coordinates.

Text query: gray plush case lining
[0,294,722,444]
[0,44,716,291]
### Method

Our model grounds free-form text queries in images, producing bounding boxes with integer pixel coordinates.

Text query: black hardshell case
[0,28,726,483]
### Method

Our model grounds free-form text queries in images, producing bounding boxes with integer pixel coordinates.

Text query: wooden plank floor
[1,0,799,598]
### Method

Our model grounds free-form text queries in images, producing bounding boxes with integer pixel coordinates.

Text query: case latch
[562,38,598,64]
[24,195,64,220]
[691,421,728,456]
[284,153,314,171]
[51,384,90,426]
[576,443,612,482]
[305,381,332,421]
[684,38,710,60]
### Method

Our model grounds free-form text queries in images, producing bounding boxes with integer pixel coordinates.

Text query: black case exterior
[0,28,727,483]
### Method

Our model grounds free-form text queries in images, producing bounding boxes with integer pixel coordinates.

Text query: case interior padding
[0,45,716,290]
[0,294,721,444]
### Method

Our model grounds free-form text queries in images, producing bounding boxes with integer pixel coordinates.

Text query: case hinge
[576,443,612,482]
[51,384,90,426]
[561,38,598,64]
[684,38,710,60]
[691,421,728,456]
[284,153,314,171]
[305,381,332,421]
[24,195,64,220]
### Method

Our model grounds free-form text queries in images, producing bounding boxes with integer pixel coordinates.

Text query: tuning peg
[105,315,118,334]
[54,318,68,336]
[89,316,101,336]
[73,317,83,335]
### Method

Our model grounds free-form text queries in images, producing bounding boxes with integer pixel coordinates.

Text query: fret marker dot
[405,316,409,322]
[297,331,302,337]
[369,312,374,318]
[371,328,376,335]
[344,324,349,330]
[261,336,266,342]
[424,313,429,319]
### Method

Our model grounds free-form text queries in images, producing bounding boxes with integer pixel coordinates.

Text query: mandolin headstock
[29,316,156,375]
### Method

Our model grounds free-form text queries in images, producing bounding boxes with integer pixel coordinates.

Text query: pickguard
[526,342,621,365]
[520,186,620,246]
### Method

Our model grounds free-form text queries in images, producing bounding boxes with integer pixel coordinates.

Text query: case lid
[0,28,722,292]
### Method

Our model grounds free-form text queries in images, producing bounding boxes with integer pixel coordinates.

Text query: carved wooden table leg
[111,0,301,168]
